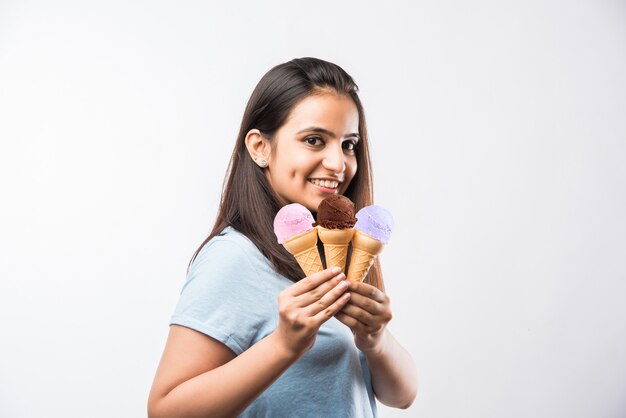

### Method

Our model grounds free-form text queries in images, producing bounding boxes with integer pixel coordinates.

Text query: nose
[321,143,345,173]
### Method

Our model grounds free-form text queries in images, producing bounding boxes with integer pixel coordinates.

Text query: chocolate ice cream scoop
[315,195,356,229]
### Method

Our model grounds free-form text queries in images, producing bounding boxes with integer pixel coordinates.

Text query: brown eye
[304,136,324,146]
[342,140,358,153]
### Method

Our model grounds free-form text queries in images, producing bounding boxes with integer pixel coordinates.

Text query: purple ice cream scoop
[354,205,394,244]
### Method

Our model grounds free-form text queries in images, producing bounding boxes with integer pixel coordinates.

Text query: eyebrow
[297,126,360,140]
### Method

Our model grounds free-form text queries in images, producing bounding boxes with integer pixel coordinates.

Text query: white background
[1,1,625,417]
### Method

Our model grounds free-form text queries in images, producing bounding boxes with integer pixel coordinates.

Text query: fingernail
[332,267,341,274]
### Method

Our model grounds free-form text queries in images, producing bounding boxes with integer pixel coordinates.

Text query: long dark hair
[189,57,384,290]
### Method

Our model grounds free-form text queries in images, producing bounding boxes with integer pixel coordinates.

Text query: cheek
[339,160,358,194]
[273,156,296,177]
[275,162,304,183]
[346,159,358,181]
[292,157,318,180]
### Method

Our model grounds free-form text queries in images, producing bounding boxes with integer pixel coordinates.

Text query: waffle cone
[282,229,323,277]
[346,230,385,282]
[317,227,354,273]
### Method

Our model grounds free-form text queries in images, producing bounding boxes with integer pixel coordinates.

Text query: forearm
[150,332,299,418]
[364,329,417,409]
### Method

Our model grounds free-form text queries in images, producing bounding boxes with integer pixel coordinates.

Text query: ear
[244,129,271,168]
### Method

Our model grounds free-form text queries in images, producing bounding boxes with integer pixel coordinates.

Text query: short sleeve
[169,235,277,355]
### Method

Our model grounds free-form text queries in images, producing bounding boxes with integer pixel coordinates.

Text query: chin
[297,196,320,213]
[305,201,320,214]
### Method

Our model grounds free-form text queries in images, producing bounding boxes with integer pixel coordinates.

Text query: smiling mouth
[308,178,340,190]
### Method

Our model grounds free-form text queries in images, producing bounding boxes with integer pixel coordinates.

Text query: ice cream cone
[282,228,323,277]
[346,230,385,282]
[317,227,354,273]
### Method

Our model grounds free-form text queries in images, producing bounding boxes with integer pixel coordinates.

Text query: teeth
[310,179,339,188]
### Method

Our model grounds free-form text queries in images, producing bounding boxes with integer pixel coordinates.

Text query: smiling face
[264,92,360,213]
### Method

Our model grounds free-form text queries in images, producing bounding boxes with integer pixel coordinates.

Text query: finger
[305,279,350,316]
[334,311,368,334]
[347,281,387,304]
[288,267,342,297]
[339,302,376,325]
[311,291,351,325]
[293,273,346,307]
[343,292,383,316]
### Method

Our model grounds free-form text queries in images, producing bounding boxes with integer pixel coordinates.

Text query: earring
[254,155,268,168]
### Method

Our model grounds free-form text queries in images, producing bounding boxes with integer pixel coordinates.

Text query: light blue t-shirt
[170,226,378,418]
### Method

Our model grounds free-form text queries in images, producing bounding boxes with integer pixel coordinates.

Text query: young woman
[148,57,417,418]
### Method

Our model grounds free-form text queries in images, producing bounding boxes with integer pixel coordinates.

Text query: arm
[361,329,417,409]
[335,281,417,409]
[148,326,300,418]
[148,267,351,418]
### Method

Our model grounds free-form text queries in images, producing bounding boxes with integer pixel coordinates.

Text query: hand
[335,280,392,354]
[273,267,351,359]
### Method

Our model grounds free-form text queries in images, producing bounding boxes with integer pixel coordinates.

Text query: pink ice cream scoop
[273,203,316,243]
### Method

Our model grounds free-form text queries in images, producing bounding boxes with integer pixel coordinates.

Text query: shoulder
[188,226,277,285]
[178,226,280,310]
[192,227,259,268]
[172,227,283,355]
